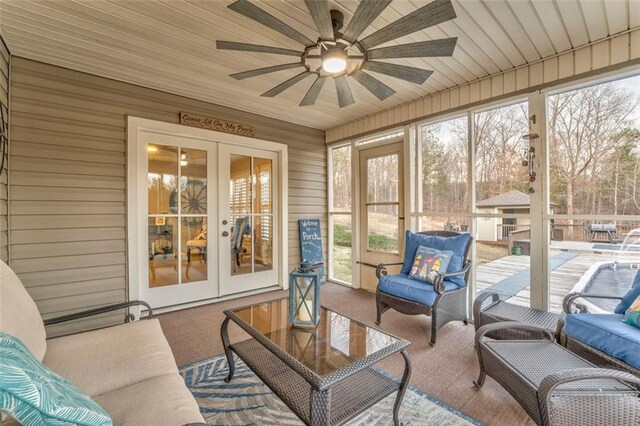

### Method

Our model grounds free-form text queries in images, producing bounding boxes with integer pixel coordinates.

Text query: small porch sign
[298,219,324,281]
[179,112,255,137]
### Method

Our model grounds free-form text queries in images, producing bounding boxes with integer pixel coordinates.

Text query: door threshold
[145,285,283,316]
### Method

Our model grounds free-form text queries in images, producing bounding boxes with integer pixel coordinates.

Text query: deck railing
[550,223,640,242]
[496,224,530,241]
[498,223,640,245]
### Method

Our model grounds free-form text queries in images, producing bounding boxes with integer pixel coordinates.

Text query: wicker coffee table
[221,298,411,426]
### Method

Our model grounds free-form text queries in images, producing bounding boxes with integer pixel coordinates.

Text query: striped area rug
[179,355,482,426]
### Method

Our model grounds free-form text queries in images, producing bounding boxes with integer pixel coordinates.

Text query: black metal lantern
[289,267,321,328]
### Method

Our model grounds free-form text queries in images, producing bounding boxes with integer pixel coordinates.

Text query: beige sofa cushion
[93,374,204,426]
[43,318,178,397]
[0,260,46,361]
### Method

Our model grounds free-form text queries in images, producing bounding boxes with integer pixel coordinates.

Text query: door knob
[222,220,228,225]
[222,231,229,237]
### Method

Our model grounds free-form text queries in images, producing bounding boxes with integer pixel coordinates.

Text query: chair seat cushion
[43,319,178,397]
[565,313,640,370]
[93,374,204,426]
[378,274,459,307]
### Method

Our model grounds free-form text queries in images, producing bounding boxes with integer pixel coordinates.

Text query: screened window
[329,145,353,284]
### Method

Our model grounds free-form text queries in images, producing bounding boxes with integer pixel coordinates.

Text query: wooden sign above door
[179,112,255,137]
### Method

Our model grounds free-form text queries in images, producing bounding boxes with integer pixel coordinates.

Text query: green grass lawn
[331,224,399,283]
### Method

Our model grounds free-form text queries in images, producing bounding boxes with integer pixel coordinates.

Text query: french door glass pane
[254,214,273,272]
[180,149,207,214]
[367,205,398,253]
[367,154,399,203]
[332,146,352,212]
[331,214,352,283]
[230,155,251,215]
[182,217,207,284]
[231,215,252,276]
[148,145,178,215]
[420,117,468,214]
[253,158,272,214]
[148,217,178,288]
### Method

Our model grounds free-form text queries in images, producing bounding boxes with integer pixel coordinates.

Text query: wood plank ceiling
[1,0,636,130]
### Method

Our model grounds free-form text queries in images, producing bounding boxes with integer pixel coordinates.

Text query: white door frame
[127,116,288,314]
[356,140,405,291]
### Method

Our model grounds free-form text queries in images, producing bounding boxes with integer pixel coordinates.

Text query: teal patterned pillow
[624,294,640,329]
[0,332,112,426]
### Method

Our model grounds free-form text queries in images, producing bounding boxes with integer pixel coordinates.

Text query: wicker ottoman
[473,291,561,341]
[474,322,640,426]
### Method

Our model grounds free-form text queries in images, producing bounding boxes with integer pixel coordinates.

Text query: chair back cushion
[0,332,112,426]
[614,269,640,315]
[401,231,472,287]
[0,260,47,361]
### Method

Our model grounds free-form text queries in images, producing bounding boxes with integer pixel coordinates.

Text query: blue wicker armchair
[375,230,473,346]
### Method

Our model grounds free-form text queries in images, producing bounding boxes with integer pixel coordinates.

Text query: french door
[141,132,217,308]
[218,144,279,295]
[130,120,284,309]
[358,142,404,291]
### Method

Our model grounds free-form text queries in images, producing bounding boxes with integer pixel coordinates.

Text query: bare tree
[548,83,640,215]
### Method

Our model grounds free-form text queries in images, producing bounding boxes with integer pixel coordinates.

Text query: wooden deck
[476,248,640,313]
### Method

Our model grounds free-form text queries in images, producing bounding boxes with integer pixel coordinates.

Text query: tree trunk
[567,179,574,239]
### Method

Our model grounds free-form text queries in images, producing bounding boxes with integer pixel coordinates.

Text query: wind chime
[521,114,539,194]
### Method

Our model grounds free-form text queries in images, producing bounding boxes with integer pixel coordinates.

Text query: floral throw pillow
[408,245,453,284]
[624,294,640,329]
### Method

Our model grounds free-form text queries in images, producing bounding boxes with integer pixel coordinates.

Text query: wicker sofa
[0,260,205,425]
[560,291,640,377]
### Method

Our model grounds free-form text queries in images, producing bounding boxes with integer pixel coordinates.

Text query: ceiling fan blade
[261,71,313,97]
[334,75,355,108]
[359,0,457,50]
[363,61,433,84]
[367,38,457,59]
[350,70,395,101]
[216,41,302,57]
[304,0,334,40]
[300,76,328,106]
[229,0,315,46]
[231,63,304,80]
[342,0,392,43]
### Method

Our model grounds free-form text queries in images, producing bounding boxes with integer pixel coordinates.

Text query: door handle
[222,231,229,237]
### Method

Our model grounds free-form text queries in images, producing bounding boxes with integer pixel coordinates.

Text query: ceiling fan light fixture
[322,47,347,74]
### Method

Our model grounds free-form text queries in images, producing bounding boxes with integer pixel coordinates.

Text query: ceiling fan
[217,0,458,108]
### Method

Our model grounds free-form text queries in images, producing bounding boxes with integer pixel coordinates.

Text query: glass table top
[229,298,407,377]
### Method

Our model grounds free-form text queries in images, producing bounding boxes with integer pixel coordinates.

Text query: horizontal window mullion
[365,201,399,206]
[546,214,640,221]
